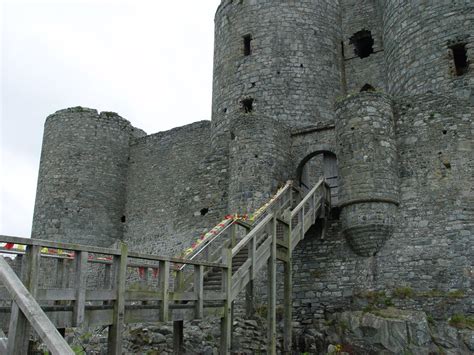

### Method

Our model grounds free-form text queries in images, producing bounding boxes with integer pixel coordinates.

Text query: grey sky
[0,0,221,237]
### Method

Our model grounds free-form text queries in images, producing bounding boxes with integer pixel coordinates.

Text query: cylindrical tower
[384,0,474,98]
[335,92,398,257]
[228,113,291,214]
[212,0,342,151]
[32,107,142,247]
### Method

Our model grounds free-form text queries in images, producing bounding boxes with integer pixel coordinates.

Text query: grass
[449,314,474,330]
[393,286,414,299]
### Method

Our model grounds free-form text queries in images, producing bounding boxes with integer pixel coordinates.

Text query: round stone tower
[335,92,399,257]
[32,107,142,247]
[211,0,342,151]
[383,0,474,99]
[228,113,291,214]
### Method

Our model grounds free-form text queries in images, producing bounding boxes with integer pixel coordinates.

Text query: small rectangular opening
[450,43,469,76]
[241,98,254,113]
[243,34,252,56]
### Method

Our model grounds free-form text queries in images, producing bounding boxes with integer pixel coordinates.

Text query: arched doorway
[297,151,339,205]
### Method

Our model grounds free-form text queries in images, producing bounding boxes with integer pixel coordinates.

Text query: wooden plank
[73,251,88,326]
[128,251,227,269]
[173,320,184,355]
[108,243,128,355]
[0,329,7,354]
[159,260,170,322]
[283,222,293,353]
[246,230,255,317]
[0,235,121,256]
[194,265,204,319]
[220,248,232,355]
[231,214,273,257]
[290,179,323,218]
[0,256,74,355]
[267,217,277,355]
[7,245,41,354]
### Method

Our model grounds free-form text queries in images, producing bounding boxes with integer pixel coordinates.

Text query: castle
[31,0,472,352]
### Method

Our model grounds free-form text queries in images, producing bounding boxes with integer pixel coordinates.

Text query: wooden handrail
[291,179,326,218]
[0,235,122,255]
[0,256,74,354]
[231,214,273,257]
[0,236,227,270]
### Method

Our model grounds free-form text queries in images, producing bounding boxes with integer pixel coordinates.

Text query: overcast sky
[0,0,221,237]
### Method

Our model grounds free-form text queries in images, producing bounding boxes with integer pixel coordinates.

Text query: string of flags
[177,181,291,261]
[1,181,292,280]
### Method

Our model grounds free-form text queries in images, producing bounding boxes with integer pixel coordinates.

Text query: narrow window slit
[450,43,469,76]
[243,34,252,56]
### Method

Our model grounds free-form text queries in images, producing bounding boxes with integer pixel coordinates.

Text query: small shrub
[447,290,465,298]
[449,314,474,329]
[393,287,414,299]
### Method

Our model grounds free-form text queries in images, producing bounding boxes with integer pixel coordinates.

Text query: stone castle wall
[291,93,473,326]
[384,0,474,100]
[32,108,145,246]
[123,121,225,256]
[212,0,342,153]
[29,2,473,351]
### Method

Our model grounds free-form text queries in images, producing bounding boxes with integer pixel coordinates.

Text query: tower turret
[211,0,342,151]
[32,108,143,246]
[383,0,473,99]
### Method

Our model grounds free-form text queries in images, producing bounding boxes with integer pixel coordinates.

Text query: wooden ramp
[0,179,330,355]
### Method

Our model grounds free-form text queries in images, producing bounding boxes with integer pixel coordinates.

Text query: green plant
[447,290,465,298]
[426,314,435,326]
[393,286,414,299]
[449,314,474,329]
[419,289,444,297]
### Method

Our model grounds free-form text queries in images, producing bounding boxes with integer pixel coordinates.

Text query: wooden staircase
[0,179,330,355]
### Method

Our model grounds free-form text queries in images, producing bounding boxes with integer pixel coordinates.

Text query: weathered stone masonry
[31,0,473,351]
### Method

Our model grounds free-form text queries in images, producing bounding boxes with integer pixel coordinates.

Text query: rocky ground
[29,308,473,354]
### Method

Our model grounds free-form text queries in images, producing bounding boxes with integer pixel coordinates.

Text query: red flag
[4,243,14,250]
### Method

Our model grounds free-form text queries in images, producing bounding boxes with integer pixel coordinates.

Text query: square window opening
[241,98,254,113]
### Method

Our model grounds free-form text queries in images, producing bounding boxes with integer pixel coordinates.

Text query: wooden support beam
[73,251,88,326]
[7,245,41,354]
[267,218,277,355]
[0,255,74,355]
[194,265,203,319]
[220,248,232,355]
[0,329,7,353]
[108,242,128,355]
[159,260,170,322]
[245,229,255,317]
[173,320,184,355]
[283,223,293,353]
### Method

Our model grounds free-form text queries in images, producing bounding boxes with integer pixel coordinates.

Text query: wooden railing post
[173,269,184,355]
[245,232,256,317]
[283,220,293,353]
[0,255,74,355]
[108,242,128,355]
[159,260,170,321]
[7,244,40,354]
[0,329,6,353]
[194,264,204,319]
[267,217,277,355]
[73,251,88,326]
[173,320,184,355]
[220,248,232,355]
